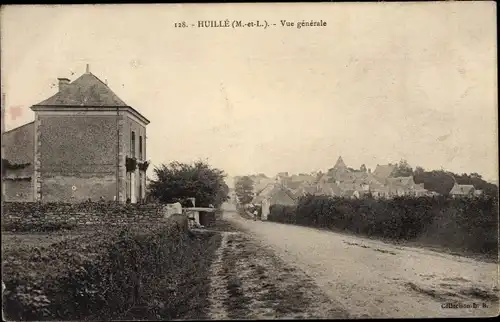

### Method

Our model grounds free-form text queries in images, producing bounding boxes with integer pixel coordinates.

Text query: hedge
[268,195,498,257]
[2,215,221,320]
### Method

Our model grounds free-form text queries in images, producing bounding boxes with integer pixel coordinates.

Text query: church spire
[334,156,347,170]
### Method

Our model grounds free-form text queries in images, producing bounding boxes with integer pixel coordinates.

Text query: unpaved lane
[204,220,349,320]
[225,212,499,318]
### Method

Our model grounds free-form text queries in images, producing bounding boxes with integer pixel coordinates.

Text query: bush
[2,221,77,233]
[268,195,498,257]
[2,215,221,321]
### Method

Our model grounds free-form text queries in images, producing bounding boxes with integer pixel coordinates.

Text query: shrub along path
[203,218,349,319]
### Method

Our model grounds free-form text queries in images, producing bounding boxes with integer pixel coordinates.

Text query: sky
[1,3,498,182]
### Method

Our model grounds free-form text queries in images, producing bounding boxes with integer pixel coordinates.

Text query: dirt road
[223,211,499,318]
[203,220,349,319]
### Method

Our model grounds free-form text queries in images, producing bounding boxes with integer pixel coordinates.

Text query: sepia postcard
[1,2,498,320]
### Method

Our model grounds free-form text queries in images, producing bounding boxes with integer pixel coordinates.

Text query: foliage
[148,160,229,208]
[235,176,255,205]
[2,216,222,321]
[3,176,31,181]
[1,159,31,170]
[413,170,456,195]
[125,157,137,172]
[390,159,414,177]
[2,159,31,176]
[268,194,498,258]
[414,170,498,197]
[385,160,498,198]
[414,166,425,176]
[2,222,77,233]
[138,160,150,172]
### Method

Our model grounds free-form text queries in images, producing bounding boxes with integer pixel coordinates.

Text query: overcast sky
[1,3,497,181]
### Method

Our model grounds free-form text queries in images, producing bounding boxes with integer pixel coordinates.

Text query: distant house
[414,183,429,197]
[372,164,397,183]
[316,181,342,197]
[251,183,296,220]
[318,156,349,184]
[2,122,35,201]
[292,184,318,197]
[474,189,484,197]
[252,177,276,195]
[3,65,150,203]
[352,189,373,199]
[285,174,316,190]
[386,176,417,196]
[342,189,356,199]
[449,183,475,197]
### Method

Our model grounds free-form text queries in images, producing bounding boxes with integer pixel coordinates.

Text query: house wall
[2,122,35,201]
[122,114,147,202]
[3,122,35,164]
[3,180,33,201]
[270,190,296,206]
[38,115,118,202]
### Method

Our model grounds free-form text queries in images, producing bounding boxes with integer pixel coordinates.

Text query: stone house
[386,176,416,196]
[2,65,150,203]
[2,122,35,201]
[252,183,296,220]
[449,183,475,198]
[372,163,397,182]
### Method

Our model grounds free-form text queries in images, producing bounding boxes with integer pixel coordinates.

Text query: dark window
[139,135,143,159]
[131,131,136,157]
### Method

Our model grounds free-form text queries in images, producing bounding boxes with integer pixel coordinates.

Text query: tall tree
[414,166,425,176]
[413,170,455,195]
[391,159,414,177]
[235,176,255,205]
[148,160,229,207]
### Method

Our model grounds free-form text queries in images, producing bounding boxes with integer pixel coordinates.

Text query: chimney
[57,78,70,92]
[86,64,90,74]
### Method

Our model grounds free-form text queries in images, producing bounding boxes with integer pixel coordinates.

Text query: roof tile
[34,72,128,107]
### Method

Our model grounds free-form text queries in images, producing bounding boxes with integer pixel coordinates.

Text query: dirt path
[224,212,499,319]
[204,220,349,319]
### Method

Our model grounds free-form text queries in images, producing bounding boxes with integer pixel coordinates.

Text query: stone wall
[1,202,175,227]
[38,115,119,202]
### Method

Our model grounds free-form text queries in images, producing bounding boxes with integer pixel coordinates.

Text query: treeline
[413,170,498,197]
[268,195,498,258]
[390,160,498,197]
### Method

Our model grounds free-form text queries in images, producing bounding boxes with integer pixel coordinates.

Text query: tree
[148,160,229,207]
[235,176,254,205]
[413,169,498,198]
[413,170,455,195]
[414,166,425,176]
[391,159,414,177]
[360,164,367,173]
[470,172,482,179]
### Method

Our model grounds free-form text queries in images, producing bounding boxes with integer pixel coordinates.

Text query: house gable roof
[317,182,342,196]
[450,184,475,194]
[34,72,128,107]
[387,176,414,187]
[373,164,397,181]
[253,183,297,203]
